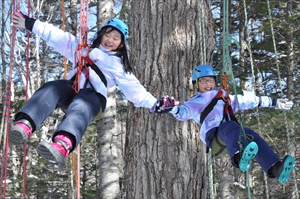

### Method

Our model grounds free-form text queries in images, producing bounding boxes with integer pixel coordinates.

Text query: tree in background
[123,0,215,198]
[1,0,299,198]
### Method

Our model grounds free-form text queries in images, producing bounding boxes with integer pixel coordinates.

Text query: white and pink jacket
[32,20,157,109]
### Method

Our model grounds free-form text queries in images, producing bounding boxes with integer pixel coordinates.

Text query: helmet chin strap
[194,79,201,92]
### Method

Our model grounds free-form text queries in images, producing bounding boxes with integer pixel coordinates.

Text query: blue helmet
[192,65,216,85]
[102,18,129,40]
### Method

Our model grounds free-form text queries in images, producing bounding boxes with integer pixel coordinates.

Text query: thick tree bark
[123,0,214,198]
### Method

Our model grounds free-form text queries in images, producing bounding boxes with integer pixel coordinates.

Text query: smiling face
[196,77,216,93]
[100,27,123,51]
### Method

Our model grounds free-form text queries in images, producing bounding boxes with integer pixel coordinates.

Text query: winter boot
[239,141,259,172]
[9,119,32,146]
[270,155,295,184]
[37,133,74,170]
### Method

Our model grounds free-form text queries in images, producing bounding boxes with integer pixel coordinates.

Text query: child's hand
[276,99,293,110]
[12,10,26,29]
[152,96,179,113]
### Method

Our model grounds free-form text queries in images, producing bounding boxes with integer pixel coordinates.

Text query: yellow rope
[61,0,68,79]
[266,1,299,197]
[242,0,270,198]
[61,1,80,197]
[72,152,79,190]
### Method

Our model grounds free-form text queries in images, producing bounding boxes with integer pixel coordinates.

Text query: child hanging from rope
[153,64,295,185]
[10,10,161,170]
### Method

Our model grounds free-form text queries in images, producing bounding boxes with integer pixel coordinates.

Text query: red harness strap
[200,73,238,124]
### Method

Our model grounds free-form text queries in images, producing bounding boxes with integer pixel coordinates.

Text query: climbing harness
[200,75,238,156]
[70,56,107,89]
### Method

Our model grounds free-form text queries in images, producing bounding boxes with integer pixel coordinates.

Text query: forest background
[0,0,299,198]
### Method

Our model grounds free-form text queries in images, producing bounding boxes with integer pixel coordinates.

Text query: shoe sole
[278,155,295,184]
[37,140,66,170]
[9,126,28,147]
[239,141,259,172]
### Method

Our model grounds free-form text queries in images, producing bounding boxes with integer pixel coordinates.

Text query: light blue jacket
[171,88,261,144]
[32,20,157,109]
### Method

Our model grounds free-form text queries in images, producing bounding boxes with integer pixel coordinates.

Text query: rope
[61,0,68,79]
[242,0,270,198]
[72,151,79,195]
[0,1,21,198]
[266,1,299,198]
[221,1,253,198]
[22,1,31,198]
[197,0,215,198]
[60,1,81,197]
[77,145,80,198]
[60,1,80,197]
[71,0,90,197]
[207,150,214,199]
[222,0,249,149]
[214,160,222,198]
[197,0,206,65]
[72,0,90,94]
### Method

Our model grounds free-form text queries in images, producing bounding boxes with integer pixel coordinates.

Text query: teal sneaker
[272,155,295,185]
[239,141,259,172]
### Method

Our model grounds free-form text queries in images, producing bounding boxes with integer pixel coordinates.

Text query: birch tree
[96,0,122,198]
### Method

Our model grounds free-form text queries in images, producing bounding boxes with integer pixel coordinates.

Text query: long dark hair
[91,27,132,73]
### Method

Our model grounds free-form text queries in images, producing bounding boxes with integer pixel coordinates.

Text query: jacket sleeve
[230,90,260,112]
[31,20,79,63]
[170,96,205,122]
[116,73,157,109]
[89,48,157,109]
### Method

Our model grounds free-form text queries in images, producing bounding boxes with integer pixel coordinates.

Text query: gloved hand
[152,96,179,113]
[276,99,293,110]
[12,10,35,31]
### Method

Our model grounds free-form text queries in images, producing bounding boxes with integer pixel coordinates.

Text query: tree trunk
[123,0,214,198]
[98,87,121,199]
[97,0,114,27]
[95,1,122,198]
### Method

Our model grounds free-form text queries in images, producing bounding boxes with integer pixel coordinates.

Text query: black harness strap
[200,90,224,124]
[85,56,107,87]
[200,90,238,124]
[71,56,107,88]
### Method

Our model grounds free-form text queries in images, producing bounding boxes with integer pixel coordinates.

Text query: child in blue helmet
[11,11,158,170]
[155,64,295,184]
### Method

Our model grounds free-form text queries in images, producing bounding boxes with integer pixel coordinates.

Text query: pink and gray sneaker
[37,134,74,170]
[9,119,32,146]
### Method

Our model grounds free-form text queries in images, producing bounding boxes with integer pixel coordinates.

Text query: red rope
[0,1,20,198]
[71,1,90,198]
[22,1,31,198]
[72,0,89,94]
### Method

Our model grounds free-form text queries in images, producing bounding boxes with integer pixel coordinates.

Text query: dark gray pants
[15,80,106,152]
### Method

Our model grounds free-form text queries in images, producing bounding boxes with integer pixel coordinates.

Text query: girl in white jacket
[10,11,158,170]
